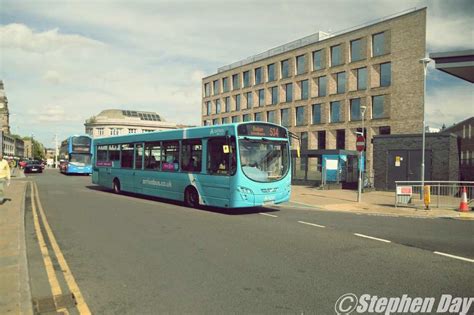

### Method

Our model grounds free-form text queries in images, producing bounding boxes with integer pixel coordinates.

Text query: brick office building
[201,8,426,183]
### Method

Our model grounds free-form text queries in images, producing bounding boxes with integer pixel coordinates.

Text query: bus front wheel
[184,187,199,208]
[113,179,121,194]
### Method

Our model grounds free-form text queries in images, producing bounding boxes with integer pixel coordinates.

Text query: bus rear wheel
[113,179,121,194]
[184,187,199,208]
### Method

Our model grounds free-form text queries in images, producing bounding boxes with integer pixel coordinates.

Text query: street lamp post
[357,105,367,203]
[419,57,431,198]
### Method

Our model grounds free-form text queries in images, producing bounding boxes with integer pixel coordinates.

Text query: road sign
[356,135,365,152]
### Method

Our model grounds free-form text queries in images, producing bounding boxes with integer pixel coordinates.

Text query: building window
[258,89,265,106]
[222,77,229,92]
[281,59,290,79]
[110,128,119,136]
[300,80,309,100]
[300,132,308,151]
[350,38,364,62]
[246,92,253,109]
[128,128,137,134]
[379,126,391,135]
[255,67,263,85]
[206,101,211,116]
[336,129,345,149]
[235,94,241,111]
[372,32,385,57]
[224,97,230,112]
[243,71,250,87]
[232,74,240,90]
[267,110,276,123]
[267,63,276,82]
[271,86,278,105]
[212,118,219,125]
[312,104,321,124]
[296,54,306,75]
[331,44,342,67]
[336,72,346,94]
[285,83,293,102]
[357,67,367,90]
[280,108,290,127]
[221,117,229,124]
[380,62,391,87]
[313,49,324,70]
[372,95,385,119]
[318,131,326,149]
[232,116,240,123]
[295,106,306,126]
[350,98,361,121]
[330,101,341,123]
[215,99,221,114]
[243,114,251,122]
[213,80,219,95]
[254,112,263,121]
[318,76,327,97]
[204,83,210,97]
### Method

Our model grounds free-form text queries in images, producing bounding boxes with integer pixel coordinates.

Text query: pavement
[0,175,32,315]
[287,185,474,220]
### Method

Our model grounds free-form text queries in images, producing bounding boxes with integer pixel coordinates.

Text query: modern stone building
[201,8,426,182]
[442,117,474,181]
[84,109,185,138]
[0,81,11,134]
[373,133,459,190]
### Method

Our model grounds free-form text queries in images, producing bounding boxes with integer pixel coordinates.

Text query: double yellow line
[30,181,91,314]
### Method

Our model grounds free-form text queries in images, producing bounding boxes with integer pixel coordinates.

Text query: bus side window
[181,139,202,172]
[162,141,180,171]
[121,144,134,168]
[97,145,108,162]
[145,142,161,170]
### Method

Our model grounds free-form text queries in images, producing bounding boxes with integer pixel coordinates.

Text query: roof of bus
[92,122,287,145]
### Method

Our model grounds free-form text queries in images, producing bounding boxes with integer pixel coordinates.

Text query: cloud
[42,70,62,84]
[426,84,474,128]
[0,23,105,53]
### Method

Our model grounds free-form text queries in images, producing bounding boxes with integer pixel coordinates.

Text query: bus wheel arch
[184,186,200,208]
[113,178,121,194]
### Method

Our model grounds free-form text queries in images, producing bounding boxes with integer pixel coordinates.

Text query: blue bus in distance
[92,122,291,208]
[59,135,93,175]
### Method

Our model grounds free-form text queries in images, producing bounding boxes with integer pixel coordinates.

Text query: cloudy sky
[0,0,473,146]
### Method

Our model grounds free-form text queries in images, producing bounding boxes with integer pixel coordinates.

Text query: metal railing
[395,181,474,209]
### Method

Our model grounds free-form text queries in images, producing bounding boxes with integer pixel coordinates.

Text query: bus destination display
[237,123,287,138]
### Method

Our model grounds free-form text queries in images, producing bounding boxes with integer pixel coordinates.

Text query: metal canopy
[430,50,474,83]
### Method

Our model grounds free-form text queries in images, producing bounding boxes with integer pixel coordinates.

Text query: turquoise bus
[92,122,291,208]
[59,135,93,175]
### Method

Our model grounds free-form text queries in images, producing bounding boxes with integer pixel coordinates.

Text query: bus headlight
[237,186,254,200]
[238,186,253,194]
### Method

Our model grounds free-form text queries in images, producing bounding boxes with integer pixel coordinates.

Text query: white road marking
[434,251,474,263]
[259,213,278,218]
[298,221,326,228]
[354,233,391,243]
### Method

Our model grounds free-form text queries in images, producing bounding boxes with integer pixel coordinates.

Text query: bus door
[119,144,135,192]
[202,137,235,207]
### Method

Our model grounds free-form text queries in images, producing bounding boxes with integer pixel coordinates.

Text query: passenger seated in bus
[185,157,196,171]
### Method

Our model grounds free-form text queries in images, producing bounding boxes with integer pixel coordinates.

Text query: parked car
[19,160,29,169]
[24,161,43,174]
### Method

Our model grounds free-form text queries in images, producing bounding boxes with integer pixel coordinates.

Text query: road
[24,170,473,314]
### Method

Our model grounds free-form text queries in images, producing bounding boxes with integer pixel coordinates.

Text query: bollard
[423,185,431,210]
